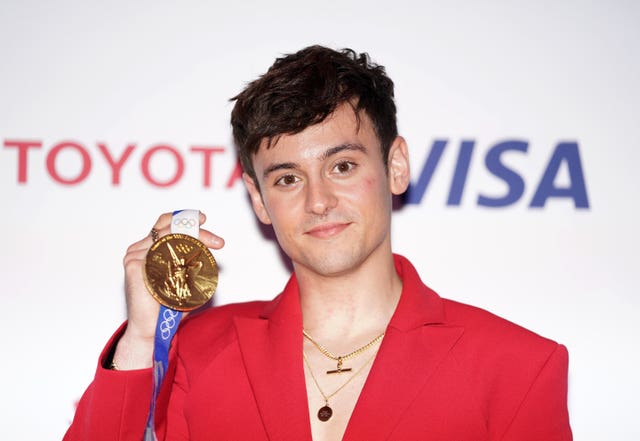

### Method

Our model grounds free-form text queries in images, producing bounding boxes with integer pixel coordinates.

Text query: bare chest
[303,349,377,441]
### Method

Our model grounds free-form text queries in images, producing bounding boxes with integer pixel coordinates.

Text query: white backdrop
[1,1,639,439]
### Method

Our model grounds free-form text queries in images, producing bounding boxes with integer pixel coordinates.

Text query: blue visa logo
[405,140,590,209]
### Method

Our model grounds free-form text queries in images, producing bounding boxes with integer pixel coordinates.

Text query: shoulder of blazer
[442,297,562,390]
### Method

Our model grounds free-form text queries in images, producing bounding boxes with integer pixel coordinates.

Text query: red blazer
[65,255,572,440]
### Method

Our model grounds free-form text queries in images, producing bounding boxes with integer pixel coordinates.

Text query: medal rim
[143,233,218,311]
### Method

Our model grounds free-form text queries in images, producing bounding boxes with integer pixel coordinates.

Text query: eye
[274,174,300,187]
[332,160,357,175]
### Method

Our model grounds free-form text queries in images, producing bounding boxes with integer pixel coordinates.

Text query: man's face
[243,103,409,278]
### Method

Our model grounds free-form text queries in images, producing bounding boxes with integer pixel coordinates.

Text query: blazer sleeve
[500,344,573,441]
[62,324,153,441]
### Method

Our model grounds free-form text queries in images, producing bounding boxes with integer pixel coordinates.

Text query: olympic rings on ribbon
[173,218,197,228]
[159,308,181,340]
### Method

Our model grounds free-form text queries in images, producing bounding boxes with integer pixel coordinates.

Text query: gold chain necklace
[302,329,385,374]
[303,350,377,422]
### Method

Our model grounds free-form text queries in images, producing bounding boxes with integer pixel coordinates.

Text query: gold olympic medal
[143,233,218,311]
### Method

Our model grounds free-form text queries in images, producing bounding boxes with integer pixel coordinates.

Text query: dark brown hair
[230,45,398,184]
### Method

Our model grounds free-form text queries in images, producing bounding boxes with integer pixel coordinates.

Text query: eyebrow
[320,143,367,160]
[263,161,299,179]
[262,143,368,180]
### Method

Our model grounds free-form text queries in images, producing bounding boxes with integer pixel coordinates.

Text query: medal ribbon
[143,209,198,441]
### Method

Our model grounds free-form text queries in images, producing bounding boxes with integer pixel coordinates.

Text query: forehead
[255,103,380,165]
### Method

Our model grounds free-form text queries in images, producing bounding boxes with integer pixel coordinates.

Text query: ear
[242,172,272,225]
[387,136,410,195]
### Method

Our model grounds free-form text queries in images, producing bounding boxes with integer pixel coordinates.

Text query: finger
[152,212,175,231]
[127,226,171,254]
[149,226,171,242]
[199,229,225,250]
[197,212,224,248]
[126,237,151,255]
[123,247,150,267]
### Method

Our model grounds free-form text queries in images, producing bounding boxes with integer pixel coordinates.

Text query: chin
[295,249,365,278]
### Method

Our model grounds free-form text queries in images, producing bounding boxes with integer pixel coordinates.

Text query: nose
[305,177,338,216]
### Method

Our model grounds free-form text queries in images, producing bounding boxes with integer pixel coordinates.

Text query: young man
[65,46,572,440]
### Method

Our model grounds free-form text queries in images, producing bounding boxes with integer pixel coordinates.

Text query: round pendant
[318,405,333,422]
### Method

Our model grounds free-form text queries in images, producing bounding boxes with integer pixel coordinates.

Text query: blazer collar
[234,254,461,441]
[259,254,447,328]
[387,254,447,331]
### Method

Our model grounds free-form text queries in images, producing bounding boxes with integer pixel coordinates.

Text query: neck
[296,251,402,340]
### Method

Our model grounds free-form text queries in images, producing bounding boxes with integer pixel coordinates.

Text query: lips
[305,222,350,239]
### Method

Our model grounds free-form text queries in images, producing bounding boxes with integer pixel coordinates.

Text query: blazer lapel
[343,324,464,440]
[234,276,312,441]
[344,256,465,440]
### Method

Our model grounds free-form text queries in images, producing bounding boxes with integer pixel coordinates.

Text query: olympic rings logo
[159,308,181,340]
[173,218,196,228]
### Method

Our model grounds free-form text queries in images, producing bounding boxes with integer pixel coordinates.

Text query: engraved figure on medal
[162,241,201,302]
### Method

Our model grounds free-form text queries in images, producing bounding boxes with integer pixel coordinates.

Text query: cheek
[262,194,302,233]
[362,172,391,196]
[341,176,389,210]
[353,174,379,193]
[263,199,286,223]
[362,176,376,189]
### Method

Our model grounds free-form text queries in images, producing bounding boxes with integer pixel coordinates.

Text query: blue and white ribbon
[143,209,198,441]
